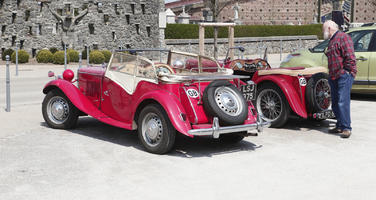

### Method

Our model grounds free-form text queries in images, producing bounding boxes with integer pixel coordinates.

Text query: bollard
[5,55,11,112]
[280,40,283,61]
[79,52,82,69]
[87,46,90,67]
[15,43,19,76]
[64,43,67,70]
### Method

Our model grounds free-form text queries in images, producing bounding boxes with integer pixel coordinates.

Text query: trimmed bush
[165,24,323,39]
[101,50,112,63]
[89,50,105,64]
[67,49,79,62]
[49,47,58,54]
[2,48,14,61]
[11,50,30,63]
[36,49,53,63]
[53,51,70,65]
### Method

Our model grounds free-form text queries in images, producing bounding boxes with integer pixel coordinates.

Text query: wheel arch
[256,77,308,118]
[133,91,192,137]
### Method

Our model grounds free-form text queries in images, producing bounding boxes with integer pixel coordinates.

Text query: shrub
[11,50,29,63]
[101,50,112,63]
[49,47,58,54]
[36,49,53,63]
[2,48,14,61]
[53,51,70,65]
[165,24,324,39]
[89,50,105,64]
[67,49,79,62]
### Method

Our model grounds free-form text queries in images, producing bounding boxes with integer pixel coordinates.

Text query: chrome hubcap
[314,79,331,110]
[215,87,242,116]
[257,89,282,122]
[47,96,69,124]
[142,113,163,147]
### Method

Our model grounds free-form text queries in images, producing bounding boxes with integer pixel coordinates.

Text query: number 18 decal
[186,89,199,98]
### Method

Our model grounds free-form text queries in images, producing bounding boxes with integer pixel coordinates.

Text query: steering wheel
[155,64,176,74]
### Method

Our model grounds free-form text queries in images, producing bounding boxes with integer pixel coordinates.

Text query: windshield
[311,40,329,52]
[168,51,223,74]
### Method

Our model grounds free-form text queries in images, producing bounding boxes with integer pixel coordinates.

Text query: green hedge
[89,50,105,64]
[101,50,112,63]
[2,49,14,61]
[67,49,79,62]
[36,49,53,63]
[165,24,323,39]
[53,51,69,65]
[11,50,29,63]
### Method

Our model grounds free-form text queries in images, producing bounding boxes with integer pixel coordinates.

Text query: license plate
[241,84,256,101]
[312,110,335,120]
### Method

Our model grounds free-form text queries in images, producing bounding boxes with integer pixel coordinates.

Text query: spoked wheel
[138,104,176,154]
[256,83,289,128]
[314,79,331,110]
[306,73,331,114]
[42,89,79,129]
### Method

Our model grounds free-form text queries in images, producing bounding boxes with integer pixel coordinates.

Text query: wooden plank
[199,25,205,56]
[228,26,235,60]
[199,22,236,27]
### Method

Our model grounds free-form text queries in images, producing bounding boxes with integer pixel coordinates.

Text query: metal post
[79,52,82,69]
[280,39,283,61]
[64,43,67,70]
[5,55,11,112]
[87,46,90,67]
[15,43,19,76]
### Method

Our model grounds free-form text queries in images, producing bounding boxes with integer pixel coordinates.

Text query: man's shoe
[328,128,342,134]
[340,130,351,138]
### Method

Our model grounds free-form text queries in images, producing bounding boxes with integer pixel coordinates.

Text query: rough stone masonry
[0,0,164,57]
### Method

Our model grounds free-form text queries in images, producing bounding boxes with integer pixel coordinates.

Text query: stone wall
[0,0,164,57]
[166,35,320,57]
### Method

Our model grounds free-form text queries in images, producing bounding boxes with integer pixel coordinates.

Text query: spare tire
[305,73,331,113]
[203,80,248,125]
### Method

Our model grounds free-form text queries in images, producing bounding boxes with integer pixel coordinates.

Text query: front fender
[253,74,308,118]
[134,90,192,137]
[43,79,133,130]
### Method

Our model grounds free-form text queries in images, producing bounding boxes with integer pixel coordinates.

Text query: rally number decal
[186,89,199,98]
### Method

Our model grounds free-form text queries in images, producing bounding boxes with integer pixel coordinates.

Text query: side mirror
[48,71,55,77]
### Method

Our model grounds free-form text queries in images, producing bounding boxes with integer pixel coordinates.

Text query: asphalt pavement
[1,56,376,200]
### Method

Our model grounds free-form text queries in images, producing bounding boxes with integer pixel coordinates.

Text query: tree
[204,0,237,59]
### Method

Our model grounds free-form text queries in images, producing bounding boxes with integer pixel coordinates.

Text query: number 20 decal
[186,89,199,98]
[299,77,307,86]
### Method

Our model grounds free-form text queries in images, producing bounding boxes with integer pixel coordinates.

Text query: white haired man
[323,20,357,138]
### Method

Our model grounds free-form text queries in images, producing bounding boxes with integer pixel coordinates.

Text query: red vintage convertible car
[42,49,269,154]
[223,47,334,127]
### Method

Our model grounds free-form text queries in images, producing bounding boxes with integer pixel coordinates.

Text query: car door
[101,53,137,123]
[367,34,376,92]
[349,30,375,90]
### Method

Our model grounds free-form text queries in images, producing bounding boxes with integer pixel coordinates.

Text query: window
[17,0,20,7]
[350,31,374,52]
[104,14,109,23]
[131,4,135,14]
[12,13,16,23]
[126,14,130,24]
[32,48,36,58]
[11,36,16,46]
[110,53,136,75]
[38,24,42,35]
[0,0,3,8]
[135,24,140,34]
[112,32,116,40]
[28,26,33,35]
[141,4,145,14]
[74,8,79,16]
[89,24,95,34]
[25,10,30,21]
[146,26,151,37]
[57,9,63,16]
[1,25,6,36]
[20,40,24,49]
[39,2,43,12]
[115,4,119,15]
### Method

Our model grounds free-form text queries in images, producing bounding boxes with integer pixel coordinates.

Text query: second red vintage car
[223,47,334,127]
[42,49,269,154]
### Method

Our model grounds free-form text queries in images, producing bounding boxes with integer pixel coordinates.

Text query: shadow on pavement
[280,117,340,136]
[351,93,376,101]
[40,116,262,158]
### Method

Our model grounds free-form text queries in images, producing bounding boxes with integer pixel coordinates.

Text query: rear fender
[43,79,133,130]
[134,90,193,137]
[253,74,308,118]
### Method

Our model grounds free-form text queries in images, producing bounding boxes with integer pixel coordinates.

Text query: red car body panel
[252,72,308,119]
[43,79,133,130]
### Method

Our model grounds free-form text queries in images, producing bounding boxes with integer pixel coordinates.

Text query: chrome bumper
[188,117,270,138]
